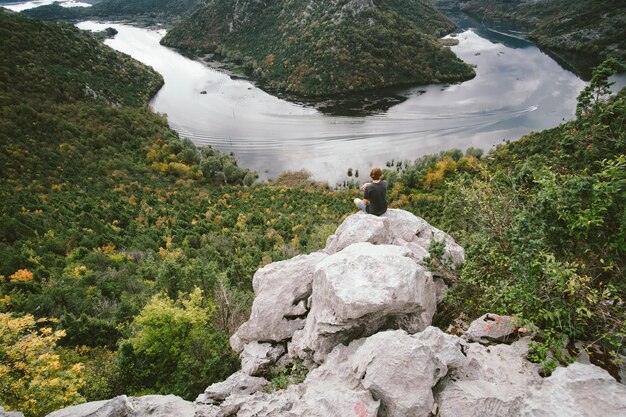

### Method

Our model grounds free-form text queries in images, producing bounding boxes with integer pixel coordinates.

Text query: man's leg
[354,198,367,212]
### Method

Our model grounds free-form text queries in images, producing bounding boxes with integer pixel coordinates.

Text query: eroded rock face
[195,371,269,406]
[205,327,464,417]
[520,363,626,417]
[290,242,436,364]
[325,209,465,269]
[436,338,542,417]
[45,395,194,417]
[230,252,327,353]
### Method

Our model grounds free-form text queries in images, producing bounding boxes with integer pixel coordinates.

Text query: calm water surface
[3,9,594,183]
[75,20,589,184]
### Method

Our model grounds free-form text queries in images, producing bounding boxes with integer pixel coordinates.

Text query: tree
[0,313,84,417]
[116,288,237,399]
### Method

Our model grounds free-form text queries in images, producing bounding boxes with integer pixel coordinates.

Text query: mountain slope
[440,0,626,75]
[161,0,475,96]
[22,0,207,23]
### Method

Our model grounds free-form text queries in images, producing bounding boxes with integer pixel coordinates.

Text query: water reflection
[74,21,584,185]
[1,0,90,12]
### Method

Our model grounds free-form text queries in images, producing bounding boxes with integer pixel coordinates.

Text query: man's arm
[360,182,371,191]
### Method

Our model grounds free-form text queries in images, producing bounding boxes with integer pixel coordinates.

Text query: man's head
[370,167,382,180]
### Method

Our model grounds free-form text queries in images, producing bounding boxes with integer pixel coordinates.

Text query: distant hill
[89,0,206,17]
[22,0,206,23]
[161,0,476,96]
[434,0,626,76]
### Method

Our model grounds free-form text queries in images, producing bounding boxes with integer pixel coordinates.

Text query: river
[2,3,607,184]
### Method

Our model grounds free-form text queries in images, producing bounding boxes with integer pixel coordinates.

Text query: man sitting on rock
[353,167,387,216]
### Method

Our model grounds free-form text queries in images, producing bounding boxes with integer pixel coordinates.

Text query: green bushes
[115,289,237,399]
[390,61,626,374]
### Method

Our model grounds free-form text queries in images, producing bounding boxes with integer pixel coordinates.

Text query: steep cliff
[161,0,476,96]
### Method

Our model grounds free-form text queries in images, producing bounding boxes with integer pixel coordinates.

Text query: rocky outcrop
[290,243,436,365]
[45,395,195,417]
[43,209,626,417]
[230,209,458,368]
[521,363,626,417]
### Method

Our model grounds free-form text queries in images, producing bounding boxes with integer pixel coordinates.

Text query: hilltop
[161,0,476,96]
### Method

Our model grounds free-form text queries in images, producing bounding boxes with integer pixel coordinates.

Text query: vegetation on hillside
[440,0,626,76]
[386,58,626,376]
[0,10,352,415]
[161,0,475,96]
[22,0,206,25]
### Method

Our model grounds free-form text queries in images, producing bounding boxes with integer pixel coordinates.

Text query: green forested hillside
[0,10,352,416]
[161,0,476,96]
[444,0,626,75]
[22,0,206,24]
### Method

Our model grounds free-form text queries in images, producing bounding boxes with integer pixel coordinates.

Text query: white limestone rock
[129,395,195,417]
[325,209,465,268]
[195,371,269,406]
[324,211,390,254]
[240,342,286,376]
[236,383,379,417]
[354,328,465,417]
[230,252,327,353]
[45,396,134,417]
[520,362,626,417]
[303,327,465,417]
[290,242,436,364]
[436,338,541,417]
[45,395,194,417]
[465,313,518,344]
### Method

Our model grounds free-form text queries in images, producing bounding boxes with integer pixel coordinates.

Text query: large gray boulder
[436,338,542,417]
[290,242,436,364]
[230,252,327,354]
[325,209,465,268]
[520,362,626,417]
[335,327,465,417]
[195,371,269,406]
[45,395,194,417]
